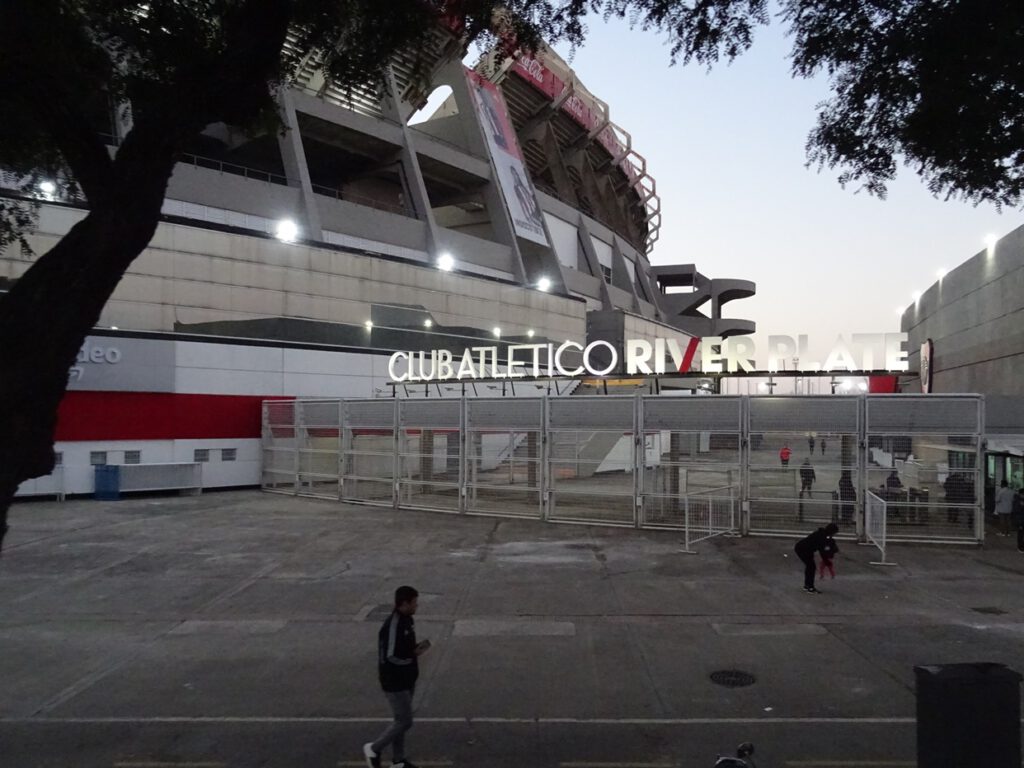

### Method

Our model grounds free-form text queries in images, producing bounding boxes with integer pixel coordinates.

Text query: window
[124,450,141,465]
[89,451,107,466]
[601,264,612,283]
[194,449,210,463]
[221,448,237,462]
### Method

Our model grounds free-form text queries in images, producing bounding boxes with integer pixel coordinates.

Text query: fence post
[392,399,400,509]
[541,395,551,523]
[634,392,643,529]
[292,402,302,496]
[459,397,468,515]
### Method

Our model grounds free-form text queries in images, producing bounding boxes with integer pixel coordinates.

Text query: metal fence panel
[747,396,861,538]
[640,396,742,536]
[865,395,982,543]
[547,396,636,526]
[262,401,297,493]
[465,399,544,518]
[398,400,462,512]
[296,400,340,499]
[342,400,397,507]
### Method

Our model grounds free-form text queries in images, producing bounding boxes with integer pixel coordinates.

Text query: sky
[542,14,1014,364]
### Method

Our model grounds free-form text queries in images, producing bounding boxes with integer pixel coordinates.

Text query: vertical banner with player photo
[465,68,549,246]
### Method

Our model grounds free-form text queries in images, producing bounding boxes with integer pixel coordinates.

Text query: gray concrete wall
[903,223,1024,396]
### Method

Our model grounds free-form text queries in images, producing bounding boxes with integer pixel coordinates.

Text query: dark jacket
[795,528,839,558]
[378,610,419,692]
[800,463,816,484]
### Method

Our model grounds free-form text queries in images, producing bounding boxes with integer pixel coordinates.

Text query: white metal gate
[261,394,984,547]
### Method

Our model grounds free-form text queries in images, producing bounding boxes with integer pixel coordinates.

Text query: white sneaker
[363,743,381,768]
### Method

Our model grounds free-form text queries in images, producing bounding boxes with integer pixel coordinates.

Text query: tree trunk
[0,156,174,552]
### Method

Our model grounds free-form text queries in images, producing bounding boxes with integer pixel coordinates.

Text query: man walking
[794,523,839,594]
[365,586,430,768]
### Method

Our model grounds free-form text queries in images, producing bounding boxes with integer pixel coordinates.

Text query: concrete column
[577,217,613,309]
[277,90,323,240]
[611,238,642,311]
[383,67,441,258]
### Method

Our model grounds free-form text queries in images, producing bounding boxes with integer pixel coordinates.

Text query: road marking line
[0,716,919,725]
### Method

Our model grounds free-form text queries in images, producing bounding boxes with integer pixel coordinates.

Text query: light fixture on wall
[537,276,552,292]
[275,219,299,243]
[492,327,501,338]
[437,252,455,271]
[364,320,373,330]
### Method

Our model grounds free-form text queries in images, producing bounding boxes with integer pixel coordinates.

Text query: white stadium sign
[387,333,909,383]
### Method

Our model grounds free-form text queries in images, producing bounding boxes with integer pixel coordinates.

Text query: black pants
[795,546,815,588]
[1017,522,1023,551]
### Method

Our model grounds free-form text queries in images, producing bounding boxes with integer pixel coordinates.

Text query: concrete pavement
[1,490,1023,767]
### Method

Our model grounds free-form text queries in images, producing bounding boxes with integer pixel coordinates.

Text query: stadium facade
[1,21,755,497]
[900,222,1024,504]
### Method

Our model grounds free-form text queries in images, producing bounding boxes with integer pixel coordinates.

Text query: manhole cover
[972,606,1008,616]
[710,669,757,688]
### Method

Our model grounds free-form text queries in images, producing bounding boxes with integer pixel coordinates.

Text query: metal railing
[865,491,895,565]
[262,394,984,548]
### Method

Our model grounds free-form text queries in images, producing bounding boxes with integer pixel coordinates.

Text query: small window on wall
[601,265,612,283]
[222,448,237,462]
[194,449,210,463]
[90,451,107,466]
[124,450,141,465]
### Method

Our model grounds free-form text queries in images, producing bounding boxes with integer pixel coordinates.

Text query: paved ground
[2,490,1023,767]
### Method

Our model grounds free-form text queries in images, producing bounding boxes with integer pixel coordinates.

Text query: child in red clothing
[818,536,839,579]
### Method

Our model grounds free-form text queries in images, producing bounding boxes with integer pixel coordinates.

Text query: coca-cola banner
[465,68,549,246]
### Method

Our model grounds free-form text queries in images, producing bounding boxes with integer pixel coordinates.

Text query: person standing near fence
[995,479,1014,537]
[794,522,839,594]
[780,445,792,467]
[820,438,826,456]
[365,586,430,768]
[1015,488,1024,552]
[799,458,816,497]
[838,471,856,526]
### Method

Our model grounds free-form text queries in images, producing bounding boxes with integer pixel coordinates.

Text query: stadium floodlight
[110,326,118,330]
[275,219,299,243]
[437,252,455,271]
[937,268,947,280]
[38,180,56,195]
[527,329,535,338]
[424,319,433,328]
[985,233,998,249]
[492,327,501,338]
[364,320,373,330]
[911,290,922,302]
[537,276,552,292]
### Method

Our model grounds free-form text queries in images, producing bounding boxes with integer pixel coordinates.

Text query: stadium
[1,18,756,498]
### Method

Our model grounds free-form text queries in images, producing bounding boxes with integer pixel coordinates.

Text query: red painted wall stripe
[55,392,288,442]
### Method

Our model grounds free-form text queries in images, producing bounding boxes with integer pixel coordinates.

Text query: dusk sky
[544,14,1017,367]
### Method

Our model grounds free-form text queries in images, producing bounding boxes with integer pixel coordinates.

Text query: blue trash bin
[94,465,121,501]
